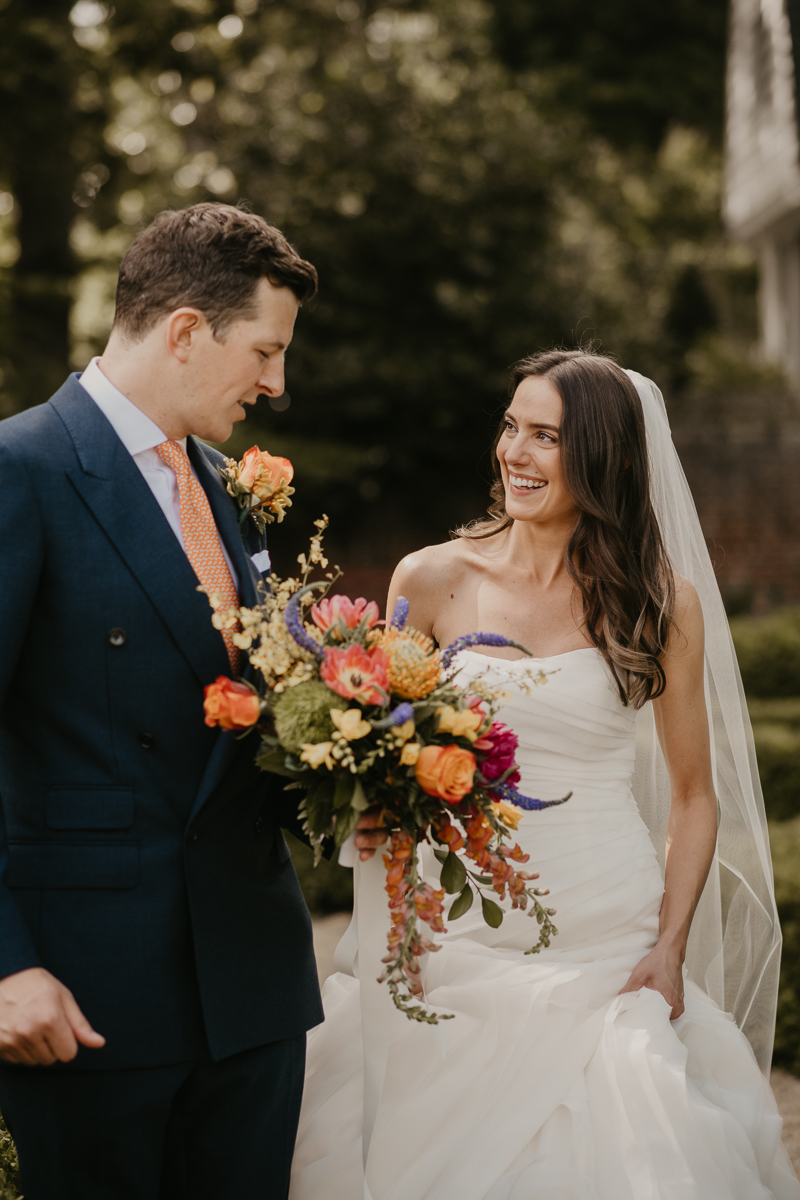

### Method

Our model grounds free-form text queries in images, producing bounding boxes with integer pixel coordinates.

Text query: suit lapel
[51,377,231,688]
[52,377,268,828]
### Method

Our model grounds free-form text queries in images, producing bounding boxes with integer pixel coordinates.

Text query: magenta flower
[475,722,520,784]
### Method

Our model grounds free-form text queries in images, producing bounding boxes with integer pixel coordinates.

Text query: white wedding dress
[290,648,800,1200]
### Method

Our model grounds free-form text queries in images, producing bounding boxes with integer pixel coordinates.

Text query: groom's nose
[256,357,285,397]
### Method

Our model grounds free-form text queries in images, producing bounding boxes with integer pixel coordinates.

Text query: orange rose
[238,446,293,502]
[203,676,261,730]
[415,744,476,804]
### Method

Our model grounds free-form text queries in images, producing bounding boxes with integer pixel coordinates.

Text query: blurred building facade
[725,0,800,384]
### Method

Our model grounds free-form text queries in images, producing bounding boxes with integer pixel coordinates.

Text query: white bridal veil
[625,369,780,1074]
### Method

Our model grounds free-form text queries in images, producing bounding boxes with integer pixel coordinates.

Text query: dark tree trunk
[0,1,80,412]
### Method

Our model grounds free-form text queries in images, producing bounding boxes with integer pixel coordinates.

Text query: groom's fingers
[0,967,105,1066]
[60,986,106,1051]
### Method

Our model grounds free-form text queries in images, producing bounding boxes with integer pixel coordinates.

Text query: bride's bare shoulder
[387,536,490,635]
[390,539,467,596]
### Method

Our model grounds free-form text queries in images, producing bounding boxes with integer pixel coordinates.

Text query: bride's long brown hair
[457,348,675,707]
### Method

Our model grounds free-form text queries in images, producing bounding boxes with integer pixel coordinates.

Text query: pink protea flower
[320,643,390,706]
[474,721,520,785]
[311,595,380,639]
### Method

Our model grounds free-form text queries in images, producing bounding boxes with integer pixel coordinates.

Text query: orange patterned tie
[156,439,240,673]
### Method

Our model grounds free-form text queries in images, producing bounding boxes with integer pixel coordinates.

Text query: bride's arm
[619,578,718,1018]
[385,548,449,641]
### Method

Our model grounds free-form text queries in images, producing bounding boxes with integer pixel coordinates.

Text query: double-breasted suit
[0,373,322,1197]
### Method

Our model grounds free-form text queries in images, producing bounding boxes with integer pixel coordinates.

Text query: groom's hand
[354,807,389,861]
[0,967,106,1066]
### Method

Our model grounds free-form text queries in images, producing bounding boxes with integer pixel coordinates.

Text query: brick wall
[671,391,800,613]
[327,392,800,620]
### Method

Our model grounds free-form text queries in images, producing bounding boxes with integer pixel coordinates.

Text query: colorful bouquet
[203,517,568,1022]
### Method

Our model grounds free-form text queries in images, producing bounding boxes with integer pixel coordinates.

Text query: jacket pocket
[46,787,134,830]
[7,843,139,889]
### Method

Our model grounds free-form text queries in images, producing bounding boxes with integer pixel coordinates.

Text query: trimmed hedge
[749,700,800,821]
[730,607,800,698]
[770,816,800,1074]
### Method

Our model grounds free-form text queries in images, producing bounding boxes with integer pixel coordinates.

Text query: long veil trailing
[625,369,780,1074]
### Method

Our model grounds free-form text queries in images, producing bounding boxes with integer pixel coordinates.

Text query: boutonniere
[218,446,295,533]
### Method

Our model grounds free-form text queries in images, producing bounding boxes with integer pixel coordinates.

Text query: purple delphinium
[284,585,325,660]
[371,702,415,729]
[391,596,410,630]
[441,632,532,671]
[490,782,571,811]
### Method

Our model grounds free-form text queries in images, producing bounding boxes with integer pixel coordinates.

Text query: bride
[290,349,800,1199]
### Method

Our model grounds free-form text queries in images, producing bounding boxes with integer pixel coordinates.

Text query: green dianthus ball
[272,680,343,753]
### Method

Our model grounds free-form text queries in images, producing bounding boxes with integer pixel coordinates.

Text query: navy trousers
[0,1034,306,1200]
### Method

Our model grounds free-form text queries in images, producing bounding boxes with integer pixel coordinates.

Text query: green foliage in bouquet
[271,681,338,755]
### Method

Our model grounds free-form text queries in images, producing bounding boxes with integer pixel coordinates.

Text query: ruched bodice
[427,649,664,962]
[456,648,638,803]
[291,649,800,1200]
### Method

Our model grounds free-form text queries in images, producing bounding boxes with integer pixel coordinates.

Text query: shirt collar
[78,358,186,456]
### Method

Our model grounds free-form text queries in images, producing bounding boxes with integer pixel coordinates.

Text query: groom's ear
[165,307,206,363]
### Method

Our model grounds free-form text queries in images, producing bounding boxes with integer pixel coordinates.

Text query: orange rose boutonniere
[203,676,262,730]
[219,446,295,532]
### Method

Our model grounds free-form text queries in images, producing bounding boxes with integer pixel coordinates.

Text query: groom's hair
[112,202,318,342]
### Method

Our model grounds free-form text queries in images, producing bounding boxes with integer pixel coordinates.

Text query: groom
[0,203,323,1198]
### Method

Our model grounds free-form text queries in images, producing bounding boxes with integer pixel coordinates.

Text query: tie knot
[156,439,191,476]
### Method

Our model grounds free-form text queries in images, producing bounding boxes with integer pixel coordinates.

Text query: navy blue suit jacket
[0,375,323,1069]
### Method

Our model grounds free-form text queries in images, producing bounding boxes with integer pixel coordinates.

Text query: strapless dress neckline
[457,645,598,664]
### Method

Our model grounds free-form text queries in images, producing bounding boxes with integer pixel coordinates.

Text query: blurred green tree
[489,0,727,150]
[0,0,758,565]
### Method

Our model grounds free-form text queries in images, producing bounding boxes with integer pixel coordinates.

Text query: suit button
[108,628,127,647]
[186,829,199,846]
[254,816,263,834]
[137,733,155,750]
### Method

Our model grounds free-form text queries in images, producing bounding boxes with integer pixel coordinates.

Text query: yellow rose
[400,742,421,766]
[330,707,372,741]
[490,799,524,830]
[299,741,335,769]
[435,705,482,743]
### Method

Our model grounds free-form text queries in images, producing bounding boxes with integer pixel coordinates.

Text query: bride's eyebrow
[511,419,560,433]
